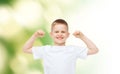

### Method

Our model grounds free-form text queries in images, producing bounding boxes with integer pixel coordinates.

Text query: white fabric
[32,45,88,74]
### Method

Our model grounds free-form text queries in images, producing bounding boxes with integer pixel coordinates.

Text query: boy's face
[50,24,69,46]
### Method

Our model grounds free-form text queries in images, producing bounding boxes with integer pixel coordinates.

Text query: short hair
[51,19,68,31]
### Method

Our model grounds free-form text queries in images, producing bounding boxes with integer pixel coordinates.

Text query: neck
[54,43,65,46]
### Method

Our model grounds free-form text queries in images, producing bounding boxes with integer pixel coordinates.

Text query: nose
[57,32,62,36]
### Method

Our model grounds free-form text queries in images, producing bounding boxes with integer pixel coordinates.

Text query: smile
[56,37,64,40]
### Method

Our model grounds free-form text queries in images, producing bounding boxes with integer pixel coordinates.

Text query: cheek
[52,34,57,38]
[64,34,69,37]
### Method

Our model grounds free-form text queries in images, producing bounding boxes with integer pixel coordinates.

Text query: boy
[23,19,99,74]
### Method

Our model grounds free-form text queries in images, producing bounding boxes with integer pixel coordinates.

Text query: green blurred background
[1,0,120,74]
[0,0,90,74]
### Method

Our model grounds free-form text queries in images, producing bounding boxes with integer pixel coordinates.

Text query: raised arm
[73,31,99,55]
[23,30,45,54]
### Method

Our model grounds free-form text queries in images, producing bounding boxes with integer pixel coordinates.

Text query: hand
[34,30,45,38]
[73,31,84,38]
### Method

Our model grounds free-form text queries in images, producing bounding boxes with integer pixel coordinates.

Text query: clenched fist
[73,31,84,38]
[34,30,45,38]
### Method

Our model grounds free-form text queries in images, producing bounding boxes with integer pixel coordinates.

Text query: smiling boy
[23,19,99,74]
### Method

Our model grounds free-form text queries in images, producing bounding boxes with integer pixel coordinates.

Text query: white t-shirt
[32,45,88,74]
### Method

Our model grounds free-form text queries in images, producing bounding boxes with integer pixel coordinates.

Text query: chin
[55,42,65,45]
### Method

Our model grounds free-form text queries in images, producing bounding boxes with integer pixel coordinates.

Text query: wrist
[78,34,86,39]
[32,34,38,39]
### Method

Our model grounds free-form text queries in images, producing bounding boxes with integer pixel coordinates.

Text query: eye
[61,31,65,33]
[55,31,59,33]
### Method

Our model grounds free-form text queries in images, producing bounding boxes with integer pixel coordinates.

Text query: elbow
[88,48,99,55]
[23,47,27,53]
[22,46,28,53]
[95,48,99,54]
[93,48,99,54]
[22,47,32,54]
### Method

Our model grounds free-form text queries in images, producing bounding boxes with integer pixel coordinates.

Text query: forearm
[73,31,99,55]
[23,35,36,53]
[79,35,99,55]
[23,30,45,53]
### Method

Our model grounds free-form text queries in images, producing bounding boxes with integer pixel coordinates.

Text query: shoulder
[32,45,52,50]
[66,45,88,52]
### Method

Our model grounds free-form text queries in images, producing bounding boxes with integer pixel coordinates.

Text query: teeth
[57,37,63,39]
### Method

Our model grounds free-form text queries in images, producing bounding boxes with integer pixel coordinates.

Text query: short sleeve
[32,46,44,59]
[74,46,88,59]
